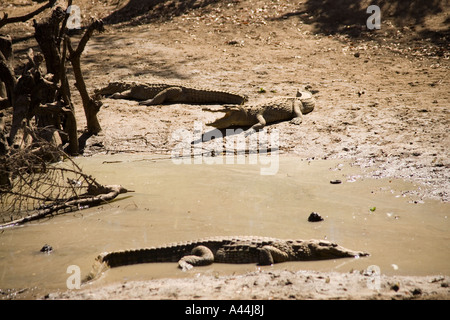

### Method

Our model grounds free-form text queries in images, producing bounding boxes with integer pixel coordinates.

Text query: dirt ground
[48,270,450,300]
[1,0,449,300]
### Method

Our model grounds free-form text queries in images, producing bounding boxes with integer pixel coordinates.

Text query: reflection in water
[0,154,448,297]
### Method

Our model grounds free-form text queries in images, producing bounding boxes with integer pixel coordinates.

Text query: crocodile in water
[85,236,368,282]
[94,81,247,105]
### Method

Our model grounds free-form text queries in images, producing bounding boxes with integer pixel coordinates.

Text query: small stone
[285,279,293,285]
[390,283,400,292]
[227,40,239,45]
[411,288,422,295]
[308,212,324,222]
[40,244,53,253]
[330,180,342,184]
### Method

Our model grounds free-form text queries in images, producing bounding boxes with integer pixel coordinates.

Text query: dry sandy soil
[1,0,449,300]
[49,270,450,300]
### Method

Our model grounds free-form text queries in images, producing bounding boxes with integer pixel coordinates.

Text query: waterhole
[0,154,448,298]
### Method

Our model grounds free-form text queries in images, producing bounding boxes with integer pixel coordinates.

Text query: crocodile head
[297,90,315,115]
[308,240,369,259]
[291,239,369,260]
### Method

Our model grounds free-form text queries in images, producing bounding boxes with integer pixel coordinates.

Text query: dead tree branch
[0,35,15,110]
[66,19,105,134]
[0,184,128,229]
[32,6,80,155]
[0,140,131,228]
[0,0,57,29]
[2,5,105,156]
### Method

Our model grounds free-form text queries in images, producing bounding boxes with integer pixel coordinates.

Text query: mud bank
[47,270,449,300]
[0,0,448,300]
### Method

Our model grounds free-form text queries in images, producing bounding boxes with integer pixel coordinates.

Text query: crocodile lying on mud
[94,81,247,105]
[205,89,315,131]
[85,236,368,282]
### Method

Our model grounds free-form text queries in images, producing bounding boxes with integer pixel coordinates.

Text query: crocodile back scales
[97,236,289,267]
[94,81,246,104]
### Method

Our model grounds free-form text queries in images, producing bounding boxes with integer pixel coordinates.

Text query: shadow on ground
[103,0,226,25]
[304,0,446,31]
[103,0,449,46]
[271,0,449,47]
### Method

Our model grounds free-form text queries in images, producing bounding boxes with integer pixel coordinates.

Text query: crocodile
[205,89,315,132]
[94,81,247,105]
[85,236,368,282]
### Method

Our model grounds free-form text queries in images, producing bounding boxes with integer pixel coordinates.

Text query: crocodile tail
[83,252,111,283]
[85,246,190,282]
[84,249,155,283]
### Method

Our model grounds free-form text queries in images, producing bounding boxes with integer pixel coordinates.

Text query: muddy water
[0,154,448,298]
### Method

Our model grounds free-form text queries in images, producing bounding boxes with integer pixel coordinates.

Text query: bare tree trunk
[33,6,65,87]
[0,35,15,109]
[33,6,79,155]
[1,4,104,155]
[66,20,104,135]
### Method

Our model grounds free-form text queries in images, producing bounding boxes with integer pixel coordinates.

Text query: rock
[390,283,400,292]
[308,212,324,222]
[40,244,53,253]
[411,288,422,296]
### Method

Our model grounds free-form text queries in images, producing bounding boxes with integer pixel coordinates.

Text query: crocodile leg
[258,245,290,265]
[243,114,266,136]
[250,114,267,131]
[289,99,303,125]
[178,245,215,271]
[110,89,131,99]
[139,87,183,105]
